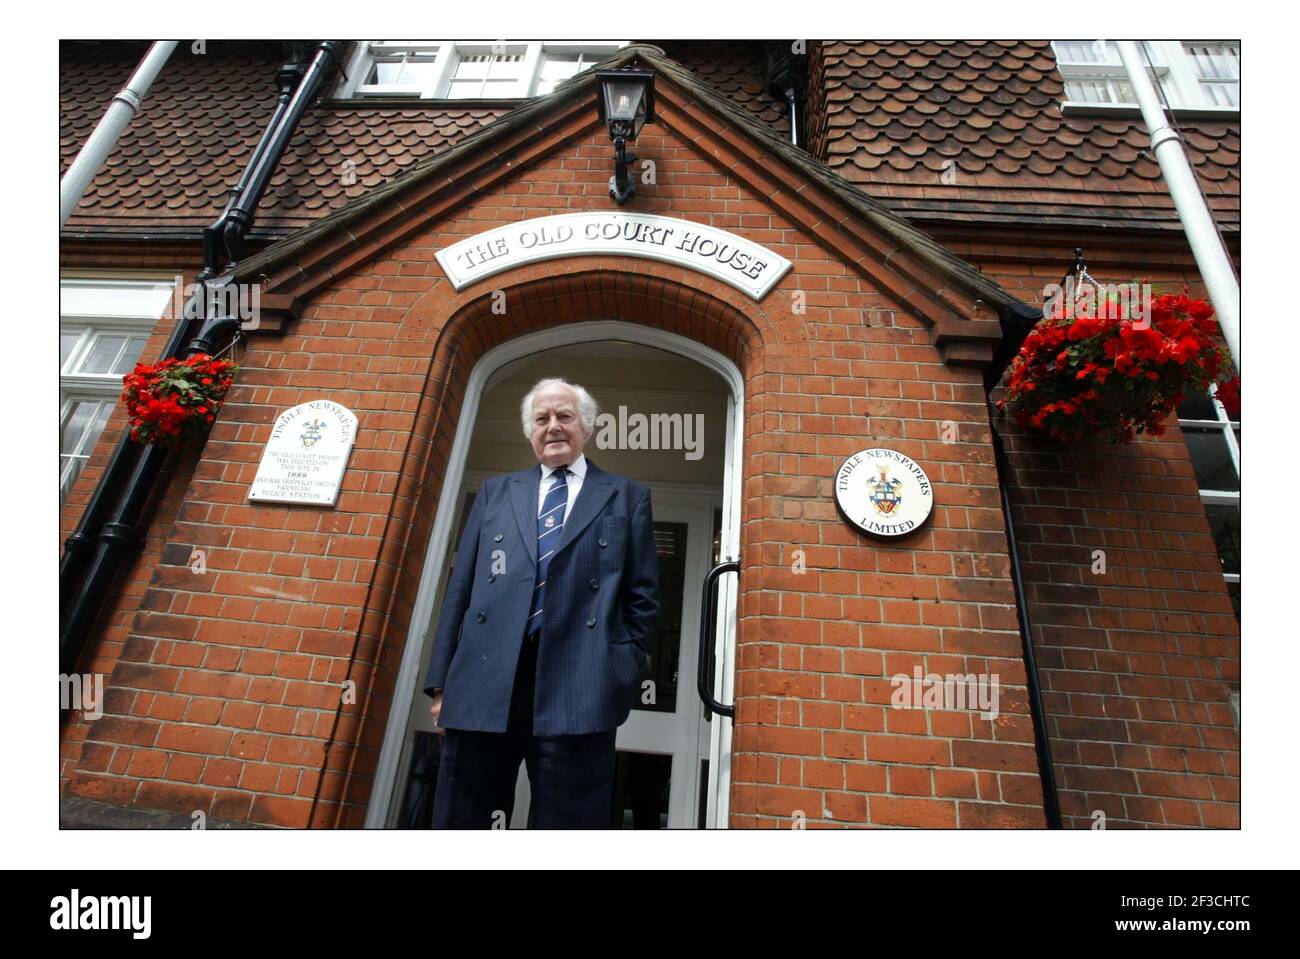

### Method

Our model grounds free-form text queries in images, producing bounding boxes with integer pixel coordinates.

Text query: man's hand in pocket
[429,690,445,736]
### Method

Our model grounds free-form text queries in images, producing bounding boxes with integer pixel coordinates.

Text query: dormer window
[1052,40,1239,116]
[338,41,627,100]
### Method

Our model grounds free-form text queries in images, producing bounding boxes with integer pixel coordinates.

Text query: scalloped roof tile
[807,40,1239,232]
[61,40,788,236]
[61,39,1239,239]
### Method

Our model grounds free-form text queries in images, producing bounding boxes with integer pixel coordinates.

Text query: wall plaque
[435,212,792,300]
[834,448,935,538]
[248,400,358,506]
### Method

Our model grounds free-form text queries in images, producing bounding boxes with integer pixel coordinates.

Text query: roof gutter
[60,41,339,675]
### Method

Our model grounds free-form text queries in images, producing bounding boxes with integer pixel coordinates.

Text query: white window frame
[1177,383,1241,610]
[1053,40,1240,117]
[1181,42,1241,109]
[60,275,177,505]
[337,41,627,100]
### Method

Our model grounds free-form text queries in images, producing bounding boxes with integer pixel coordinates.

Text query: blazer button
[586,617,596,628]
[590,578,599,590]
[476,612,486,623]
[598,537,608,548]
[493,533,503,542]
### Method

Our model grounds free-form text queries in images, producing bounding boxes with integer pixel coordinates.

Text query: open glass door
[607,499,717,827]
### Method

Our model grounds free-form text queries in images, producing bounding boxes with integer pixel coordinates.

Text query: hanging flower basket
[121,353,237,449]
[998,292,1236,443]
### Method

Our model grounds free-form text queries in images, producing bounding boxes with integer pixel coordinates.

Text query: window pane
[61,331,81,370]
[1111,79,1136,103]
[452,53,492,81]
[1056,40,1117,64]
[446,79,481,98]
[62,402,95,456]
[1203,83,1239,108]
[537,53,582,95]
[369,61,406,84]
[1204,503,1240,575]
[89,402,113,444]
[397,59,439,86]
[62,400,112,457]
[1066,79,1111,103]
[110,336,149,375]
[1184,43,1240,107]
[1177,388,1218,421]
[79,334,128,374]
[1225,580,1240,619]
[1182,425,1238,491]
[1187,43,1239,79]
[61,456,85,504]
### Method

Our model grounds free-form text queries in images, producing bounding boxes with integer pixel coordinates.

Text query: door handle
[697,560,738,721]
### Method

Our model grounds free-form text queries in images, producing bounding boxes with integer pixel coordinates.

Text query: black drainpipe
[764,41,808,149]
[986,303,1062,828]
[199,48,309,280]
[60,41,339,675]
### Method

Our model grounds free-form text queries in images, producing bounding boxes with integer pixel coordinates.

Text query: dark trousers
[431,631,618,828]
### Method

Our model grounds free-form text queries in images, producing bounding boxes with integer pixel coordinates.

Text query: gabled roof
[232,43,1038,343]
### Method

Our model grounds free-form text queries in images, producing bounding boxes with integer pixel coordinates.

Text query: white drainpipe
[1116,40,1240,370]
[60,41,179,227]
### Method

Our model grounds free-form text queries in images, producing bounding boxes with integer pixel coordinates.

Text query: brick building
[59,40,1241,829]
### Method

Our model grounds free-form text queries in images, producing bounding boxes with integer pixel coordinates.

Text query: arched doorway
[367,321,744,828]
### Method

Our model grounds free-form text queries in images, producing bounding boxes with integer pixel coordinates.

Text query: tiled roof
[60,42,508,234]
[652,40,789,135]
[809,40,1239,232]
[61,40,1241,240]
[60,40,786,238]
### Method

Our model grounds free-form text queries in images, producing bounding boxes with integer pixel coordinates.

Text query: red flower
[1215,375,1241,419]
[120,353,238,449]
[1001,294,1234,444]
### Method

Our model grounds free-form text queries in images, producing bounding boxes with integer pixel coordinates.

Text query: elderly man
[422,377,660,828]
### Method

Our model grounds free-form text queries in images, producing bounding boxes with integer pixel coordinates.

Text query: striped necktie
[527,466,569,636]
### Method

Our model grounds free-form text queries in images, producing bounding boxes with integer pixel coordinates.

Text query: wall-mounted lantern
[596,68,655,205]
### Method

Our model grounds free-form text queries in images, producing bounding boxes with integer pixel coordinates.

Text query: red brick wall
[59,255,207,790]
[971,246,1241,828]
[61,121,1048,829]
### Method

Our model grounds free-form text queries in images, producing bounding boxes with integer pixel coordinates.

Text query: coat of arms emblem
[300,418,327,449]
[865,462,903,515]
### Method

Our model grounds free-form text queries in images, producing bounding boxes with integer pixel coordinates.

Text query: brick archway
[340,260,785,827]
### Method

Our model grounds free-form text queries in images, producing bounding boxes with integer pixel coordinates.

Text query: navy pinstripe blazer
[422,457,661,735]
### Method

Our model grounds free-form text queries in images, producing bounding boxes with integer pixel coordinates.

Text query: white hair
[520,377,600,439]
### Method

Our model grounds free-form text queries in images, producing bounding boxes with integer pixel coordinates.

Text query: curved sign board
[248,400,358,506]
[834,448,935,538]
[435,213,792,300]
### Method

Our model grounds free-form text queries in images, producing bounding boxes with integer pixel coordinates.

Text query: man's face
[529,385,588,468]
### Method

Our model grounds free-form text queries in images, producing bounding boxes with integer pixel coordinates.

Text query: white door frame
[365,320,744,828]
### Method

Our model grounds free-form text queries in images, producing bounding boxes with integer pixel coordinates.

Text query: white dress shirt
[537,452,586,519]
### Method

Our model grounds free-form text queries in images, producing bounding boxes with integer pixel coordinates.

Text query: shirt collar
[540,452,587,482]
